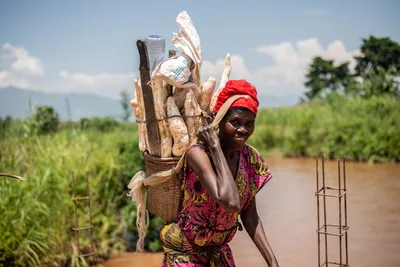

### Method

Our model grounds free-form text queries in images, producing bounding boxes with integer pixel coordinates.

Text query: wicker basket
[143,152,184,224]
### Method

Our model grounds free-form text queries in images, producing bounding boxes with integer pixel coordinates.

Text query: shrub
[0,127,153,266]
[80,117,119,132]
[251,95,400,162]
[0,116,12,139]
[28,105,60,135]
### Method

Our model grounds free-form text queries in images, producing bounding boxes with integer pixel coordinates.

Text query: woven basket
[143,152,184,224]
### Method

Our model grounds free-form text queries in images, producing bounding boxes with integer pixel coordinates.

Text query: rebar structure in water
[316,155,349,267]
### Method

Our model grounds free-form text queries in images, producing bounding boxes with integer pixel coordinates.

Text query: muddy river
[105,157,400,267]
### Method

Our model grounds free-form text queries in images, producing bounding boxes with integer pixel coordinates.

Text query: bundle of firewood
[130,11,231,158]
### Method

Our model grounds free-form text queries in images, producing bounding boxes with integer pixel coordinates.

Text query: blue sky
[1,0,399,100]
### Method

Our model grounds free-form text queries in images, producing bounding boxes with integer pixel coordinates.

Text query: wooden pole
[136,40,161,156]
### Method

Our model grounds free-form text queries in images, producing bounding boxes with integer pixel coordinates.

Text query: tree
[355,36,400,75]
[120,89,131,121]
[303,36,400,101]
[352,66,399,98]
[29,105,60,135]
[304,56,354,100]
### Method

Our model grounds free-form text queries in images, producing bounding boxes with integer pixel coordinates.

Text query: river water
[230,157,400,267]
[104,157,400,267]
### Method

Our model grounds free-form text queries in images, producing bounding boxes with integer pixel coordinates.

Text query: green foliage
[351,67,400,98]
[304,57,354,100]
[0,119,26,140]
[355,36,400,75]
[146,216,164,252]
[80,117,120,132]
[28,105,60,135]
[118,138,144,179]
[285,109,316,157]
[117,138,165,252]
[0,116,12,139]
[251,95,400,163]
[0,125,162,266]
[120,90,132,122]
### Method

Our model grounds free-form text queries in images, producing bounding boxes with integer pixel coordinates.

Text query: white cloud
[2,43,44,76]
[0,71,32,88]
[201,54,252,84]
[1,39,360,100]
[58,70,137,99]
[0,42,137,98]
[60,70,96,86]
[0,43,44,88]
[201,38,359,96]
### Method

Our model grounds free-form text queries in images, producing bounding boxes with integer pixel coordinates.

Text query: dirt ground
[103,252,163,267]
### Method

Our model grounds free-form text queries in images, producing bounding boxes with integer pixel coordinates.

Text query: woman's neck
[221,143,237,159]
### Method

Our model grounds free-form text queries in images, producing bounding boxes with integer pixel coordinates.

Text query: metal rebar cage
[316,155,349,267]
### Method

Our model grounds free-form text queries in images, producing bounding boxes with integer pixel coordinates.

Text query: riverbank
[104,252,163,267]
[250,94,400,163]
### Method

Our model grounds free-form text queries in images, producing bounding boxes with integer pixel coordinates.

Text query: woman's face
[219,107,256,150]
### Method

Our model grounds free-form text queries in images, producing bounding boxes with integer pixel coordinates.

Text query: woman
[160,80,279,267]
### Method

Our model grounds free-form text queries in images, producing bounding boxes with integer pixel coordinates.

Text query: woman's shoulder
[189,142,208,151]
[244,143,259,155]
[187,142,211,157]
[244,144,263,163]
[244,144,271,177]
[243,144,273,199]
[185,143,213,169]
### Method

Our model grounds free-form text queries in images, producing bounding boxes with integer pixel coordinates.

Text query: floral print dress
[160,144,272,267]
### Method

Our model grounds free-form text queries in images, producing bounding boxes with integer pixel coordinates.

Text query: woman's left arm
[241,197,279,267]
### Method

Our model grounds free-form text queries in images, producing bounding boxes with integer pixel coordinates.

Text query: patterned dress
[160,144,272,267]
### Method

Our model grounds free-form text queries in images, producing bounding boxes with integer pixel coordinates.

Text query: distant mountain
[0,87,124,121]
[0,87,300,121]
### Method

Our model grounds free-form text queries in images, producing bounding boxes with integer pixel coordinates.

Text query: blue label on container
[149,34,162,38]
[173,59,190,79]
[173,65,185,79]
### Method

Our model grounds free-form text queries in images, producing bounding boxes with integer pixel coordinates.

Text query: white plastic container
[145,35,166,72]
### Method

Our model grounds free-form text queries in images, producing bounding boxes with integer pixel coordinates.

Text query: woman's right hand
[188,117,240,213]
[197,119,220,148]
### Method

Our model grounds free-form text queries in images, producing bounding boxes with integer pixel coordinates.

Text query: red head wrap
[213,79,259,115]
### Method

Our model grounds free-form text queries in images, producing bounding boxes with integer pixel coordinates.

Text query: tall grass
[250,94,400,162]
[0,125,146,266]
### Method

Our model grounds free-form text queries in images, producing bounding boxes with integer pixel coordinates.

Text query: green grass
[249,94,400,163]
[0,125,149,266]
